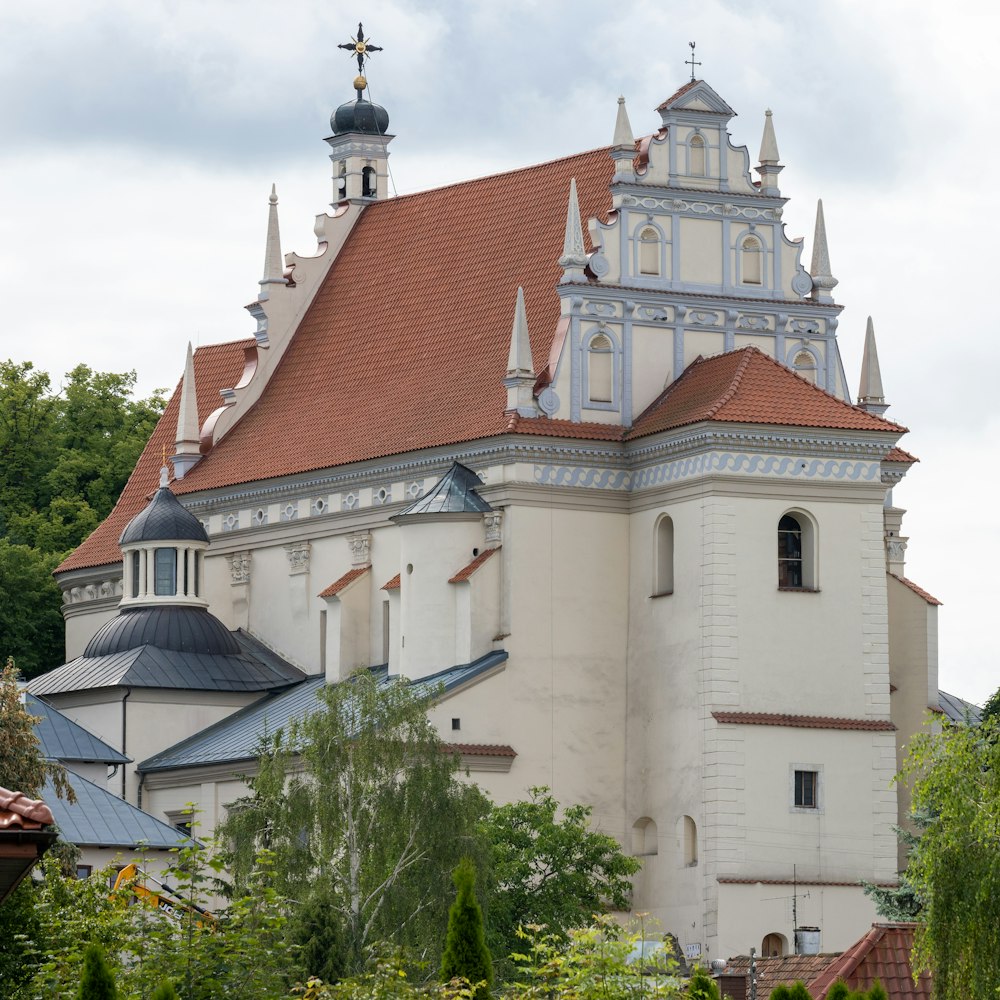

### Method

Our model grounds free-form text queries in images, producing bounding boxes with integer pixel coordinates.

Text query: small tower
[857,317,889,416]
[504,287,537,417]
[171,343,201,480]
[119,467,210,610]
[809,199,838,302]
[258,184,288,301]
[754,110,783,196]
[326,23,393,204]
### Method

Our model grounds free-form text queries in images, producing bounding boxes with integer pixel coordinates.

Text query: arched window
[153,547,177,597]
[761,932,787,958]
[778,512,816,590]
[639,227,660,276]
[632,817,658,856]
[362,165,376,198]
[588,334,614,404]
[689,134,706,176]
[741,235,763,284]
[794,351,818,384]
[654,515,674,596]
[682,815,698,866]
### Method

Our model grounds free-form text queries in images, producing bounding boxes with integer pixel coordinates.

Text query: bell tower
[325,23,393,205]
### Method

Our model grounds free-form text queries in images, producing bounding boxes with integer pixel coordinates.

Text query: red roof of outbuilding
[713,711,895,731]
[449,547,500,583]
[318,565,370,599]
[888,573,942,606]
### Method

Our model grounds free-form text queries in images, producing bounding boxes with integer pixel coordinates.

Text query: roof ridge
[706,345,757,418]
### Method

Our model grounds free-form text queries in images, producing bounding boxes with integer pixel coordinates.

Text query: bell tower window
[639,227,661,276]
[154,548,177,597]
[794,351,818,384]
[362,165,376,198]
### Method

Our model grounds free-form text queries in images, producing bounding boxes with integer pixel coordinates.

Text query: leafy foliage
[901,715,1000,999]
[221,671,491,974]
[685,968,719,999]
[441,859,493,999]
[483,787,641,965]
[150,985,179,1000]
[77,945,117,1000]
[0,360,165,677]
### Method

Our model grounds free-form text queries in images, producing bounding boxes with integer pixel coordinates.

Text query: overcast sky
[2,1,997,702]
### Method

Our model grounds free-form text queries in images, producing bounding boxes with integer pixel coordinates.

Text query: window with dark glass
[794,769,818,808]
[778,514,803,588]
[154,547,177,596]
[131,551,140,598]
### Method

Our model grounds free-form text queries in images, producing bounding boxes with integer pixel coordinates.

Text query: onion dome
[120,483,208,546]
[331,94,389,136]
[84,606,241,657]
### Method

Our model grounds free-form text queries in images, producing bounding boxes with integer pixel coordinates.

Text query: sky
[2,1,997,702]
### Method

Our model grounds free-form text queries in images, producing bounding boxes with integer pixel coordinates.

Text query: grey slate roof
[120,486,209,544]
[139,650,508,774]
[395,462,492,516]
[45,772,189,849]
[938,689,982,724]
[28,694,130,764]
[29,628,306,697]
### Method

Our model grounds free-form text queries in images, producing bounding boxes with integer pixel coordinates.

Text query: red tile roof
[629,347,906,439]
[442,743,516,758]
[724,954,841,997]
[809,923,932,999]
[318,565,370,599]
[888,573,942,606]
[56,339,253,573]
[712,711,896,731]
[656,79,701,111]
[382,574,401,591]
[0,788,55,829]
[718,877,897,888]
[884,446,918,464]
[449,547,500,583]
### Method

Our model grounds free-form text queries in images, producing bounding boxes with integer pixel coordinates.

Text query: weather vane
[686,41,701,83]
[338,23,383,99]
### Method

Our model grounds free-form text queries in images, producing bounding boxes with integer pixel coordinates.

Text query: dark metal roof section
[938,689,982,725]
[140,650,508,774]
[29,628,305,697]
[395,462,492,517]
[85,606,241,657]
[119,487,208,545]
[43,773,189,850]
[28,694,130,764]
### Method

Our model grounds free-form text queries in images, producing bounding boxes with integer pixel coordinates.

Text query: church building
[32,35,943,963]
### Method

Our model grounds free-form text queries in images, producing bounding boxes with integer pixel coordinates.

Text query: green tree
[222,671,491,973]
[150,984,179,1000]
[483,787,640,964]
[901,715,1000,999]
[441,859,493,999]
[686,968,720,999]
[0,544,66,677]
[289,884,349,985]
[77,944,117,1000]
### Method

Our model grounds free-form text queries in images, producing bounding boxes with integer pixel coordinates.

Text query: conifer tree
[77,944,117,1000]
[440,858,493,999]
[687,967,720,998]
[150,983,179,1000]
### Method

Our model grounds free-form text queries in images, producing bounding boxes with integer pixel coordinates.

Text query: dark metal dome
[331,98,389,136]
[119,487,208,546]
[84,606,241,658]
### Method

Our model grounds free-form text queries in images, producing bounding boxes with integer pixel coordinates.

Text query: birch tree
[222,671,490,974]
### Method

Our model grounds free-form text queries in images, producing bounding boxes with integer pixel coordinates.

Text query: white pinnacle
[559,178,589,272]
[507,286,535,377]
[758,109,780,165]
[613,96,634,148]
[172,341,202,478]
[858,316,886,406]
[809,199,838,300]
[260,183,287,288]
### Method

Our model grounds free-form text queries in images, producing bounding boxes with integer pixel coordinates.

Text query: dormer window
[639,227,661,276]
[154,548,177,596]
[741,235,763,285]
[689,134,706,176]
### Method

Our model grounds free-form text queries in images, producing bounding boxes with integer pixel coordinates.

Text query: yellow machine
[112,863,215,925]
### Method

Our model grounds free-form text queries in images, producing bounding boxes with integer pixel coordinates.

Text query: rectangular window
[154,548,177,596]
[76,864,93,880]
[794,770,818,808]
[131,551,140,598]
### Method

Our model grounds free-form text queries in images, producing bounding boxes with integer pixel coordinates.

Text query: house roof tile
[888,573,942,606]
[0,788,54,829]
[442,743,516,758]
[319,565,370,598]
[712,711,896,731]
[449,547,500,583]
[382,573,401,591]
